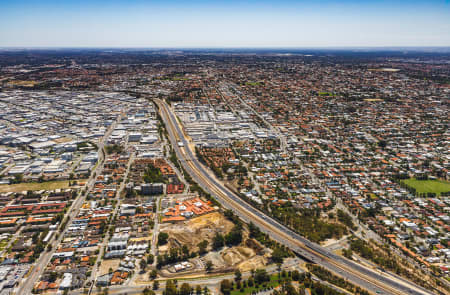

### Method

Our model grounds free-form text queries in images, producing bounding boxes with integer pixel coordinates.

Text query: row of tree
[270,204,348,243]
[144,163,166,183]
[306,264,370,295]
[347,238,438,291]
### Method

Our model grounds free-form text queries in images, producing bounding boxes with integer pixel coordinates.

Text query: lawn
[245,82,262,86]
[401,178,450,196]
[0,180,85,193]
[230,274,281,295]
[0,240,9,251]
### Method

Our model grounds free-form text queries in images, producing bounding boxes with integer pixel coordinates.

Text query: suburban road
[15,117,121,295]
[89,150,136,292]
[72,257,303,295]
[155,98,435,295]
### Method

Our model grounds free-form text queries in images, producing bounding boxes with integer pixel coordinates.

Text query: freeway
[155,98,434,295]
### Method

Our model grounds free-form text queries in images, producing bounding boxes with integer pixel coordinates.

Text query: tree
[291,270,300,282]
[236,280,241,290]
[337,209,356,230]
[213,233,225,250]
[195,285,202,295]
[157,255,163,269]
[32,232,39,244]
[220,280,232,295]
[182,244,190,257]
[234,269,242,282]
[271,248,285,264]
[158,232,169,245]
[225,225,242,246]
[144,163,165,183]
[248,222,261,238]
[49,272,57,282]
[198,240,208,255]
[153,280,159,290]
[224,209,237,222]
[245,278,253,287]
[143,287,155,295]
[206,260,213,272]
[254,269,269,284]
[140,259,147,271]
[150,270,157,280]
[164,280,177,295]
[13,174,23,184]
[147,254,155,264]
[283,282,298,295]
[342,248,353,259]
[179,283,191,295]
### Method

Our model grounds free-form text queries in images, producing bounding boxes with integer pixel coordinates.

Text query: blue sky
[0,0,449,47]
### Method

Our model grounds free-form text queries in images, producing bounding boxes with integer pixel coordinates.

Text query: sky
[0,0,449,48]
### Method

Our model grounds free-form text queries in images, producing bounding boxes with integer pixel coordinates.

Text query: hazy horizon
[1,0,449,48]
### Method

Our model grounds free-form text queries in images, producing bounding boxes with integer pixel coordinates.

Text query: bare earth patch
[99,259,121,276]
[162,212,234,251]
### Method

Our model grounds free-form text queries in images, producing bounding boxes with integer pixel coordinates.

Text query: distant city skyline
[1,0,449,48]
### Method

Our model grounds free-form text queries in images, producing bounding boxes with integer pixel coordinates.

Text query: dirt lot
[162,212,234,251]
[99,259,121,276]
[203,246,268,272]
[237,254,268,272]
[160,212,270,273]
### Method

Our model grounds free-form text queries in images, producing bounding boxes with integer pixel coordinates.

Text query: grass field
[0,180,85,193]
[245,81,262,86]
[230,274,281,295]
[401,178,450,196]
[0,239,9,251]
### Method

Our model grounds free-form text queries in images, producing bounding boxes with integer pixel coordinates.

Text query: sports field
[402,178,450,196]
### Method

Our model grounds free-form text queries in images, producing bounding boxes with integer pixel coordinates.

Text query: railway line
[155,98,435,295]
